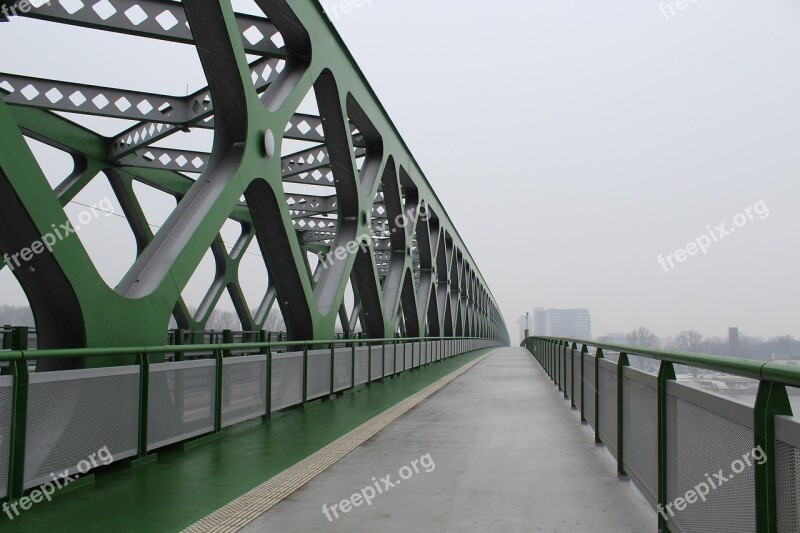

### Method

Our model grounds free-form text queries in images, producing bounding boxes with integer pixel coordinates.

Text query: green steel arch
[0,0,509,363]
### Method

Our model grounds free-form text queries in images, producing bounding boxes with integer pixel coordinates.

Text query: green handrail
[523,336,795,533]
[1,333,498,503]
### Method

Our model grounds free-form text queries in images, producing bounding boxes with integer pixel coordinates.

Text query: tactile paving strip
[182,350,495,533]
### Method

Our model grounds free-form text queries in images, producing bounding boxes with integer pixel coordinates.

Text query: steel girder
[0,0,509,362]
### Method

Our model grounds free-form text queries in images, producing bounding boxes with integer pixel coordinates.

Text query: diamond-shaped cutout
[158,153,172,165]
[243,26,264,45]
[92,94,109,109]
[115,97,131,112]
[0,81,15,94]
[297,120,311,135]
[155,9,178,30]
[191,157,204,169]
[20,84,40,101]
[316,124,325,136]
[59,0,85,15]
[137,100,153,114]
[270,32,285,49]
[261,64,273,81]
[124,4,147,25]
[45,88,64,103]
[69,91,86,106]
[175,155,187,167]
[92,0,116,19]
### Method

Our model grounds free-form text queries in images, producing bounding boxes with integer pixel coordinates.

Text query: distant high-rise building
[729,327,740,356]
[532,308,592,339]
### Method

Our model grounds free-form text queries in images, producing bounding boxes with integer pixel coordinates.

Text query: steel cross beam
[0,0,509,361]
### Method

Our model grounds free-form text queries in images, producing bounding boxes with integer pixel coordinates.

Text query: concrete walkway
[242,347,655,532]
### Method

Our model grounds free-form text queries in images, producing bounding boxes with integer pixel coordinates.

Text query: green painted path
[2,349,493,533]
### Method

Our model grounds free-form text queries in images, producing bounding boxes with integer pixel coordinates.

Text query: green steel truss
[0,0,509,364]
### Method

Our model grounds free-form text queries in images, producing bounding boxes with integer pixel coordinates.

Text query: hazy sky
[1,0,799,341]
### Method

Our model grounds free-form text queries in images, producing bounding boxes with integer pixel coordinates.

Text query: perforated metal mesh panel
[584,356,596,428]
[599,363,617,456]
[354,346,369,385]
[333,347,353,392]
[666,388,755,533]
[222,355,267,428]
[384,344,395,376]
[370,347,383,381]
[26,367,139,488]
[148,360,215,452]
[776,434,800,532]
[0,376,13,498]
[271,352,303,410]
[306,349,332,400]
[623,370,658,505]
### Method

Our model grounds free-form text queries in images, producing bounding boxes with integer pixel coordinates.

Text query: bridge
[0,1,794,532]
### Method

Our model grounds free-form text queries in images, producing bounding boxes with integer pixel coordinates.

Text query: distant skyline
[1,0,798,340]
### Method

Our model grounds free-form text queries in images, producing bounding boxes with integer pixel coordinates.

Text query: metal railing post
[657,360,676,532]
[570,342,578,409]
[350,341,356,389]
[136,352,150,458]
[367,341,372,384]
[557,340,563,391]
[260,331,272,420]
[302,342,308,405]
[617,352,629,478]
[753,381,792,533]
[580,344,587,422]
[7,351,28,500]
[214,347,223,432]
[594,348,603,444]
[329,341,336,397]
[562,341,569,400]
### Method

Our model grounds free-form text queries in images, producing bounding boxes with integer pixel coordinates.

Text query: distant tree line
[0,305,287,333]
[0,305,34,327]
[599,326,800,362]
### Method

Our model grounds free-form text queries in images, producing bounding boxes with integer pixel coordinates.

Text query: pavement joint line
[181,349,498,533]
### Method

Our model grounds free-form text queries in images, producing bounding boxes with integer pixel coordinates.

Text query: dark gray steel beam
[20,0,285,57]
